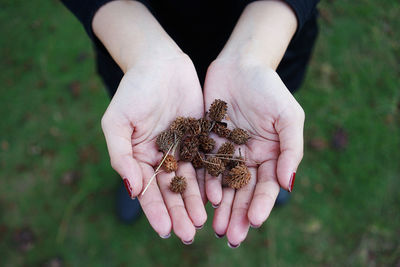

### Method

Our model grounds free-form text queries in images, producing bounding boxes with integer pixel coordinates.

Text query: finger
[101,114,143,197]
[275,105,305,192]
[137,163,172,238]
[177,162,207,228]
[157,171,196,243]
[248,160,280,227]
[195,168,207,205]
[204,134,226,207]
[226,167,257,247]
[212,187,235,237]
[205,171,223,207]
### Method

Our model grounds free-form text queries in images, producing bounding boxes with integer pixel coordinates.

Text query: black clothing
[61,0,319,96]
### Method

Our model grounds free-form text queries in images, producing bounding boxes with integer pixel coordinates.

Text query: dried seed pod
[226,164,251,189]
[226,156,244,170]
[156,130,174,152]
[191,153,204,169]
[217,142,235,164]
[209,99,227,122]
[212,122,231,138]
[170,175,187,193]
[179,136,199,161]
[162,154,178,173]
[221,171,230,187]
[199,134,215,153]
[205,156,225,177]
[230,128,250,145]
[198,118,211,133]
[186,117,201,136]
[170,116,188,138]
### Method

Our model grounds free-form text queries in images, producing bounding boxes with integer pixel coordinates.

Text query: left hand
[203,58,305,247]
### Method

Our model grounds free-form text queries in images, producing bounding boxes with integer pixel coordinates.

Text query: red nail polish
[123,178,134,198]
[288,172,296,193]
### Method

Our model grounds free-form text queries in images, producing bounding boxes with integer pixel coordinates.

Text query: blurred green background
[1,0,399,266]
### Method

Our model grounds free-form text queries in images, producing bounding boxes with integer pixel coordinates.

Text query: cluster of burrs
[150,99,251,195]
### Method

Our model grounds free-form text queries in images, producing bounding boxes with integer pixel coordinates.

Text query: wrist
[125,51,193,74]
[93,0,184,72]
[217,0,297,70]
[124,41,185,71]
[217,42,275,70]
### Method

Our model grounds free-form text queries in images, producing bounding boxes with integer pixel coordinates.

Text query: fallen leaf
[309,137,328,151]
[304,219,322,233]
[61,171,81,186]
[13,227,36,252]
[43,257,63,267]
[76,52,89,63]
[79,145,99,164]
[68,81,81,99]
[332,127,348,150]
[1,140,9,151]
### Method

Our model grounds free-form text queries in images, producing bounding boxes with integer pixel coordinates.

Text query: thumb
[101,114,143,198]
[275,104,305,192]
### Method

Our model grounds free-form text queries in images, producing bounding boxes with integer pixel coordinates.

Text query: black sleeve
[283,0,320,35]
[62,0,318,41]
[61,0,114,40]
[242,0,319,35]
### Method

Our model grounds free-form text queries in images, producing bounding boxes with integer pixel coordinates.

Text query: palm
[102,55,207,242]
[203,60,304,246]
[116,58,203,165]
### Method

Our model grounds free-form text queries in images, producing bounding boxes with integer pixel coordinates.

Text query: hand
[101,54,207,242]
[203,58,304,246]
[93,1,207,243]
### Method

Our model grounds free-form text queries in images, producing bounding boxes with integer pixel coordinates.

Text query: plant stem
[141,143,173,196]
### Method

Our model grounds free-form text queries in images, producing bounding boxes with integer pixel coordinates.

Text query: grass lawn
[1,0,399,266]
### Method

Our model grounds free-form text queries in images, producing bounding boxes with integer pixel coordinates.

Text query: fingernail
[160,233,171,239]
[227,242,240,249]
[182,239,194,245]
[195,224,204,230]
[215,232,225,239]
[250,223,261,229]
[212,203,220,209]
[123,178,134,199]
[288,172,296,193]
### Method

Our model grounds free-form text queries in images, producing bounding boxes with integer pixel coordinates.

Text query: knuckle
[299,149,304,160]
[110,157,122,171]
[101,113,110,131]
[296,105,305,121]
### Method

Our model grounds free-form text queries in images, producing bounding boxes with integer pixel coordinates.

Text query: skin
[204,1,304,246]
[93,1,207,243]
[93,0,304,246]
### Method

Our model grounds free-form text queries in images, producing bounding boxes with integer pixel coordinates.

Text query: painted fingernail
[288,172,296,193]
[182,239,194,245]
[212,203,220,209]
[195,224,204,230]
[160,233,171,239]
[250,223,261,229]
[123,178,134,199]
[215,232,225,239]
[227,242,240,249]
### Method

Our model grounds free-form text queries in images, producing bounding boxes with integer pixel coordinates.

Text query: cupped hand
[203,58,304,246]
[101,54,207,242]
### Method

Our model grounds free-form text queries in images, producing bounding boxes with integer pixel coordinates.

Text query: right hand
[101,53,207,243]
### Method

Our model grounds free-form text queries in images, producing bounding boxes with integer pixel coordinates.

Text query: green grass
[1,0,399,266]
